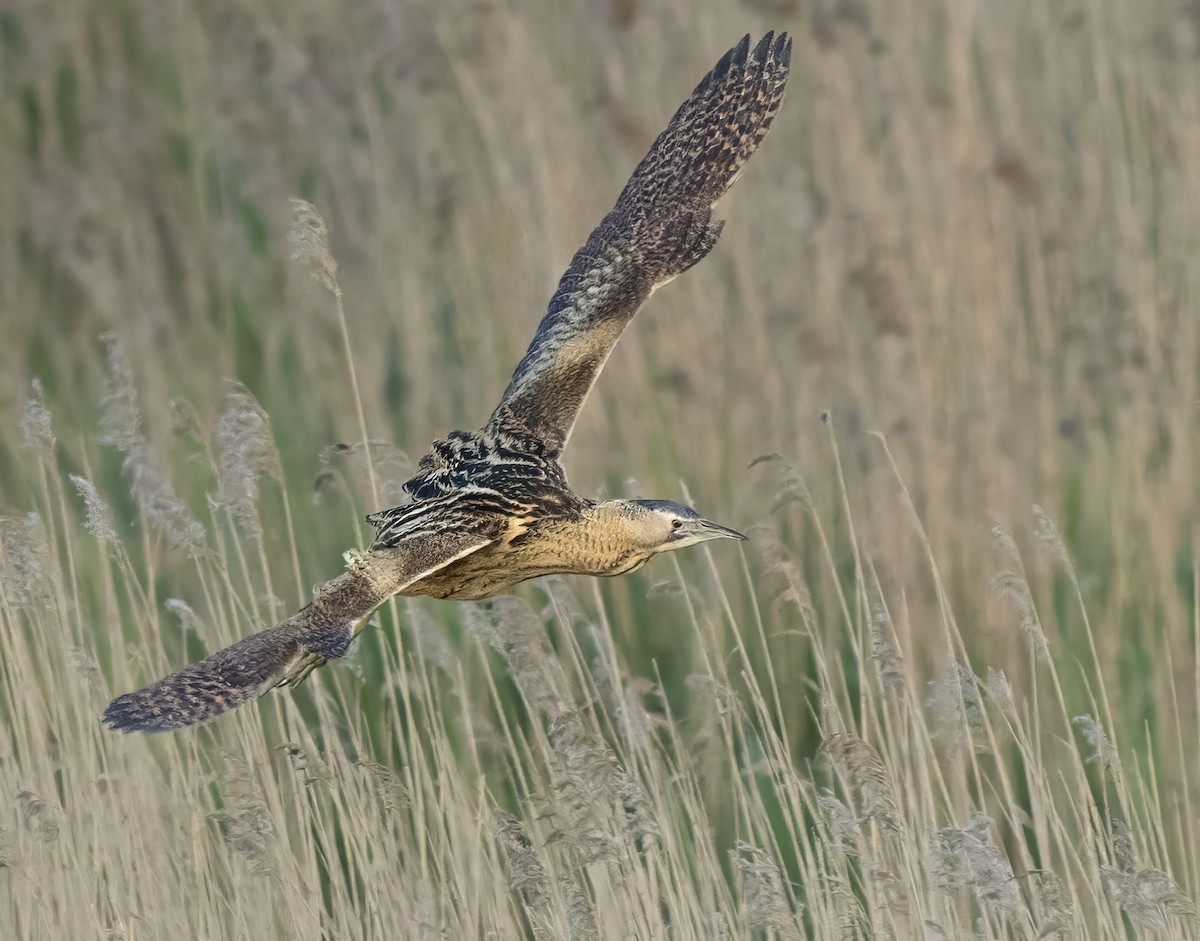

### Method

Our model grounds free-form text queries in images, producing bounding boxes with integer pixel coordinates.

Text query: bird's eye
[671,519,683,530]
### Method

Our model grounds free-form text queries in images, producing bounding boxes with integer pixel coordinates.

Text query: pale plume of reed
[1111,816,1136,872]
[1029,869,1076,937]
[218,755,274,874]
[0,827,14,870]
[990,522,1050,658]
[287,198,339,296]
[925,659,987,754]
[984,667,1015,718]
[1101,865,1197,931]
[276,742,332,788]
[870,601,905,695]
[464,597,568,717]
[821,732,902,834]
[584,627,663,752]
[769,557,816,622]
[730,842,804,938]
[468,597,644,861]
[213,385,281,539]
[562,877,598,941]
[817,789,862,854]
[1032,505,1075,577]
[355,759,410,820]
[611,673,665,753]
[288,198,378,507]
[69,475,118,545]
[0,512,52,607]
[542,709,627,859]
[98,334,206,558]
[164,597,204,633]
[98,334,142,452]
[747,452,814,514]
[538,575,589,628]
[991,570,1049,659]
[20,379,54,451]
[929,811,1021,922]
[68,645,106,703]
[496,813,554,939]
[1072,714,1121,777]
[16,790,63,843]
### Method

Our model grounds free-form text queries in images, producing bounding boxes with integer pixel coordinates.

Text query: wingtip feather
[101,665,259,733]
[101,623,304,734]
[752,30,775,63]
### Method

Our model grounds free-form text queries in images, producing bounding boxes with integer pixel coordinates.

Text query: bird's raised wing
[488,32,792,457]
[102,525,495,733]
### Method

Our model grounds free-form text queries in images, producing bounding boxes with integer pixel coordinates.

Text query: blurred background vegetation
[2,0,1200,937]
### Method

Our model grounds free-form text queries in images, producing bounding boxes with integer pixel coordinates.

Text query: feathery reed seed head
[20,379,54,451]
[288,198,340,296]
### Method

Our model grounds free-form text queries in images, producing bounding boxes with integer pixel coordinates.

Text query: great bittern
[104,32,792,733]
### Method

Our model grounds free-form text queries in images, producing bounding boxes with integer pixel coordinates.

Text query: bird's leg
[276,651,328,688]
[277,608,379,688]
[274,549,402,689]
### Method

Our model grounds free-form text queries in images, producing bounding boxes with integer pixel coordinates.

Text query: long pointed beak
[694,518,747,542]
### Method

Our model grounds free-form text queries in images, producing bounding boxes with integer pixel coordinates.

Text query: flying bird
[104,32,792,733]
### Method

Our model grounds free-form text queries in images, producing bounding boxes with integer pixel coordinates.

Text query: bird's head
[602,499,746,555]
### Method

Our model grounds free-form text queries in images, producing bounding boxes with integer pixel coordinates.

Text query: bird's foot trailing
[276,650,328,688]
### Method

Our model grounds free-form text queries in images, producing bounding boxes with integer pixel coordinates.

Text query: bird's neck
[562,501,655,576]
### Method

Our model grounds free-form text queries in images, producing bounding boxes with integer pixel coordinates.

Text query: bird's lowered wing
[488,32,792,457]
[102,527,495,733]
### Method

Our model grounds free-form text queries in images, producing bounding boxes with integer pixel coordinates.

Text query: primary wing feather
[489,31,792,457]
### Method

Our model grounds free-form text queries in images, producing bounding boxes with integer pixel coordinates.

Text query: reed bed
[2,0,1199,937]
